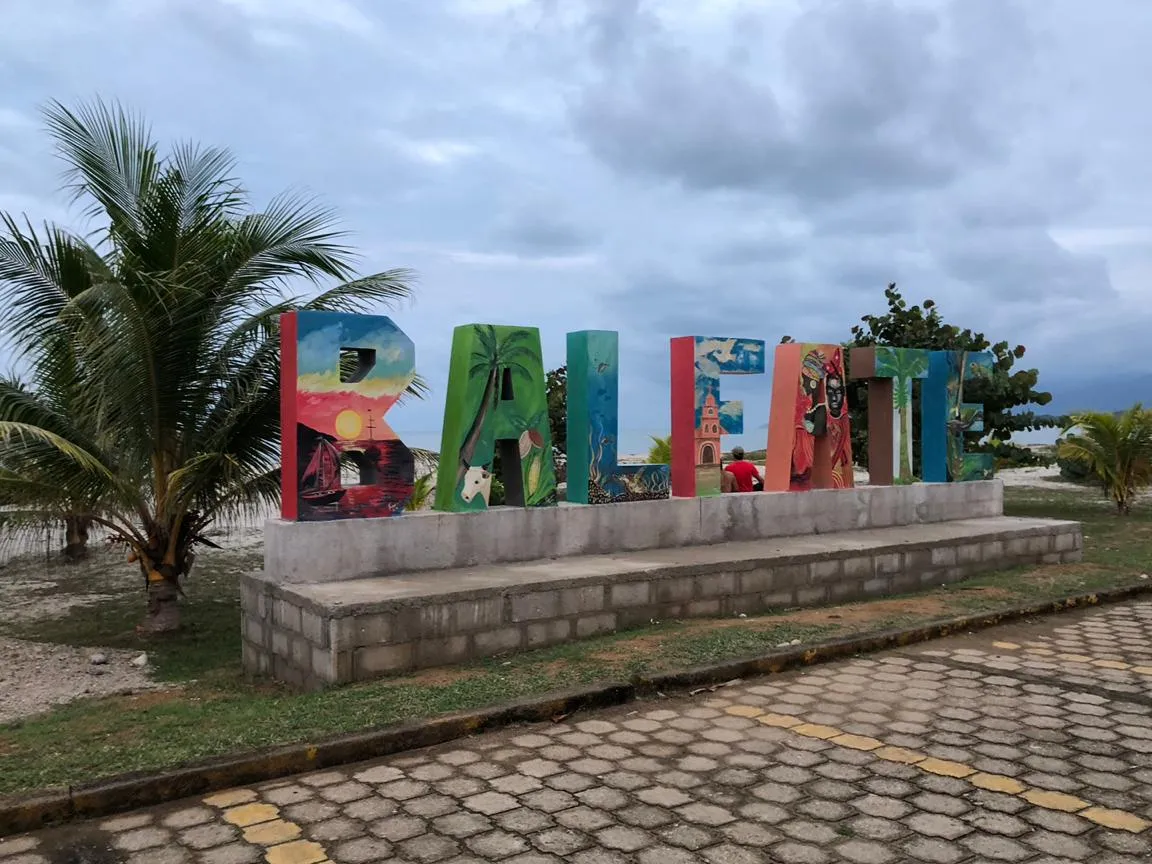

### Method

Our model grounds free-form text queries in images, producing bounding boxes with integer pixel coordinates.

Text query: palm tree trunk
[142,572,181,632]
[898,402,912,483]
[61,514,92,561]
[456,367,499,488]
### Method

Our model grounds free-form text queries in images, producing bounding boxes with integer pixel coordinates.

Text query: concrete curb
[2,581,1149,837]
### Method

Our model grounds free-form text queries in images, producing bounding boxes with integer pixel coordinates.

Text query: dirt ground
[0,469,1081,725]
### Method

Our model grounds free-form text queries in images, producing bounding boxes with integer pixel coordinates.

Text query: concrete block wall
[264,480,1004,584]
[242,518,1083,689]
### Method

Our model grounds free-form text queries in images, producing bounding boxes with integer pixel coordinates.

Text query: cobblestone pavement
[7,601,1152,864]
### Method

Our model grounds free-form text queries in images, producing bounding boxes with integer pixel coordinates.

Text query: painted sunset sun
[334,409,364,440]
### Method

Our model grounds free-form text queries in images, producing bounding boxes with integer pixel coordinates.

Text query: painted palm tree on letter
[878,348,929,484]
[456,325,539,490]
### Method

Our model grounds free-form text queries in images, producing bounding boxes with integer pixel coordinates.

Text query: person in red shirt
[724,447,762,493]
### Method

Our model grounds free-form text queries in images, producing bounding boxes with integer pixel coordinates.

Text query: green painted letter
[434,324,556,511]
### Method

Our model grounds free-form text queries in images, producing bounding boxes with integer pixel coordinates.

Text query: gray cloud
[0,0,1149,443]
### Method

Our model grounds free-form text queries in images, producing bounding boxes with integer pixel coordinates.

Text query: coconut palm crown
[0,99,421,630]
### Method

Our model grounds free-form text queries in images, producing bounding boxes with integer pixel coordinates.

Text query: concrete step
[242,515,1082,688]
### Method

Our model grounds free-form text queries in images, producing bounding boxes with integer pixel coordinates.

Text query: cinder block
[610,581,651,608]
[300,609,327,647]
[696,573,736,598]
[844,557,874,579]
[1054,533,1078,552]
[1028,535,1052,554]
[511,591,560,622]
[526,619,572,648]
[738,568,776,594]
[796,586,827,605]
[271,628,290,657]
[311,646,334,682]
[875,553,902,574]
[559,586,605,617]
[862,578,889,595]
[830,581,862,601]
[930,546,957,567]
[273,599,302,634]
[1006,537,1031,557]
[981,540,1005,561]
[453,597,506,631]
[904,548,934,571]
[576,613,617,638]
[244,616,267,647]
[354,643,413,677]
[685,599,721,617]
[416,636,470,667]
[473,627,523,655]
[1041,553,1062,565]
[290,636,311,670]
[810,560,843,584]
[956,544,981,565]
[333,613,393,649]
[761,589,796,608]
[653,577,695,604]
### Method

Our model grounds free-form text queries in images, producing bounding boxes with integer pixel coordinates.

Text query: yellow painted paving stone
[725,705,764,718]
[1132,666,1152,675]
[792,723,842,740]
[203,789,257,808]
[223,803,280,828]
[244,819,302,846]
[831,734,883,752]
[969,773,1026,795]
[757,713,802,728]
[992,642,1021,651]
[1021,789,1089,813]
[874,747,926,765]
[919,758,975,779]
[1058,653,1093,663]
[264,840,328,864]
[1081,807,1151,833]
[1091,659,1130,670]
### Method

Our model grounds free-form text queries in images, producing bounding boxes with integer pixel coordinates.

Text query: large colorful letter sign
[765,343,854,492]
[568,331,670,504]
[922,350,995,483]
[434,324,556,512]
[848,347,929,486]
[280,311,416,521]
[670,337,766,497]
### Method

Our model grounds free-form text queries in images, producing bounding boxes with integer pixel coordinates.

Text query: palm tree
[648,435,671,464]
[0,99,420,631]
[454,326,539,490]
[1058,405,1152,515]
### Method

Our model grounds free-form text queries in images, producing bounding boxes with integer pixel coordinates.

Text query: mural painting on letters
[849,346,930,486]
[766,343,854,492]
[670,337,766,497]
[567,330,670,504]
[434,324,556,512]
[922,350,995,483]
[280,311,416,521]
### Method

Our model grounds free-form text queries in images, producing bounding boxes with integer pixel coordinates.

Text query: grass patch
[0,486,1149,797]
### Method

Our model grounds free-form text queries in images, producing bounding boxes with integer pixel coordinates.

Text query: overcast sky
[1,0,1147,450]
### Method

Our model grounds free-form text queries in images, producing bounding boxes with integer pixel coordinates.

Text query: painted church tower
[696,388,721,465]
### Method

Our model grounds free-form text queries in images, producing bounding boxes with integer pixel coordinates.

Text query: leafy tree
[0,99,420,631]
[847,284,1059,472]
[1058,406,1152,514]
[546,365,567,484]
[546,365,566,455]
